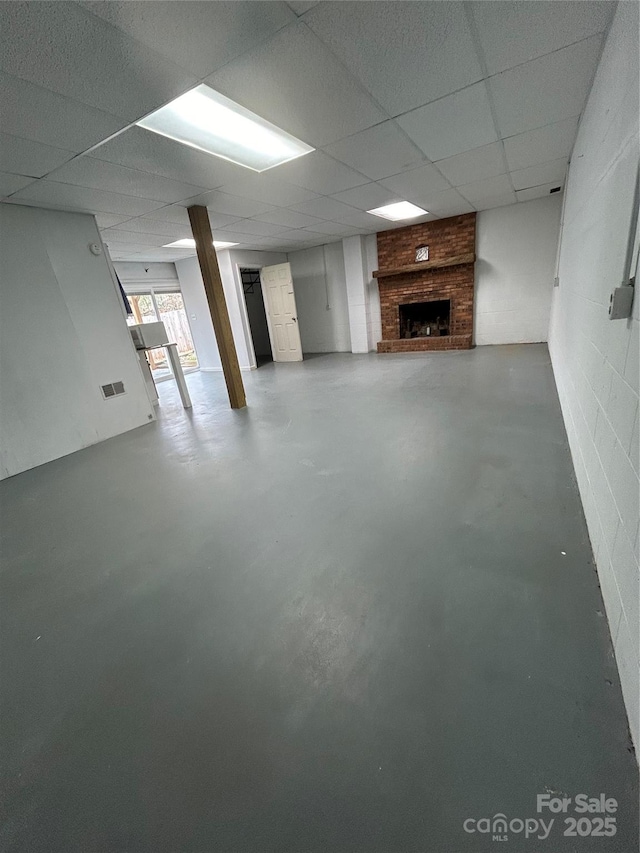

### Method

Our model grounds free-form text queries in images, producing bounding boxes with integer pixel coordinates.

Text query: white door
[261,263,303,362]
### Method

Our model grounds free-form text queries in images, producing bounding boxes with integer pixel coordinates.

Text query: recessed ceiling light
[137,84,314,172]
[162,238,238,250]
[367,201,429,221]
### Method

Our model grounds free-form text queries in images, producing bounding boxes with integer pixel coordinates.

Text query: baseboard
[200,366,257,372]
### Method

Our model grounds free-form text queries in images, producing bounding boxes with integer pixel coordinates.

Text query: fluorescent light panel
[163,238,238,249]
[137,84,314,172]
[367,201,429,221]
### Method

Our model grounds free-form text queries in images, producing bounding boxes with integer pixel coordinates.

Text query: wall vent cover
[101,381,126,399]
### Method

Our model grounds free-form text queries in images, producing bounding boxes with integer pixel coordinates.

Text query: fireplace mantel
[373,252,476,279]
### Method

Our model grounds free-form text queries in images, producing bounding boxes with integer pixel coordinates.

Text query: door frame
[231,262,281,370]
[236,266,270,370]
[125,284,200,382]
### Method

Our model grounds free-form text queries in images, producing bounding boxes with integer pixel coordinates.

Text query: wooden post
[187,205,246,409]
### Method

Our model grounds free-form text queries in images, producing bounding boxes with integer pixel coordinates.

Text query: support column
[343,235,372,353]
[166,343,192,409]
[187,205,246,409]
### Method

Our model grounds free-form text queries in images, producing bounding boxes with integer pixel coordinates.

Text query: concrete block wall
[364,234,382,348]
[548,0,639,747]
[475,195,562,345]
[287,243,351,353]
[343,235,372,353]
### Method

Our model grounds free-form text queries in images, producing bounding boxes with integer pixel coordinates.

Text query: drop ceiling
[0,1,615,261]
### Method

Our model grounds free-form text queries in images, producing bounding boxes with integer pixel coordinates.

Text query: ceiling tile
[228,219,289,237]
[397,83,498,161]
[11,181,165,216]
[503,116,580,171]
[0,133,75,178]
[273,151,368,195]
[373,218,416,232]
[88,127,249,190]
[253,208,324,228]
[217,173,318,207]
[473,192,518,211]
[458,174,514,204]
[511,158,567,191]
[489,36,603,138]
[241,235,288,247]
[206,21,386,147]
[81,1,296,79]
[0,173,36,197]
[471,1,615,76]
[179,191,275,218]
[112,248,194,261]
[138,205,191,226]
[410,188,475,218]
[268,228,320,243]
[323,121,426,180]
[379,163,451,199]
[204,229,257,245]
[94,213,133,229]
[331,183,398,211]
[332,209,388,230]
[103,239,169,255]
[304,2,483,115]
[288,196,359,220]
[0,3,197,121]
[101,229,166,246]
[516,184,564,203]
[0,73,127,153]
[139,204,245,229]
[47,157,207,203]
[435,142,506,187]
[108,217,191,239]
[302,222,362,237]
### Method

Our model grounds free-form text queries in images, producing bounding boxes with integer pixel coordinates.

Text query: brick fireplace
[375,213,476,353]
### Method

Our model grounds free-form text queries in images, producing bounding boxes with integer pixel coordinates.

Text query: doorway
[240,269,272,367]
[126,288,198,381]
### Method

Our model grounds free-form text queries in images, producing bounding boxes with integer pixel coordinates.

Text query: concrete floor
[0,345,637,852]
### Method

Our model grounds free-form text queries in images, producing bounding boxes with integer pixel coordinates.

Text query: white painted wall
[343,235,371,353]
[114,261,179,288]
[287,243,351,353]
[364,233,382,348]
[548,0,639,747]
[475,196,562,345]
[224,250,287,368]
[175,250,286,371]
[363,199,561,350]
[0,204,153,479]
[174,256,222,372]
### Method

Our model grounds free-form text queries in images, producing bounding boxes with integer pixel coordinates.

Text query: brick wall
[376,213,476,353]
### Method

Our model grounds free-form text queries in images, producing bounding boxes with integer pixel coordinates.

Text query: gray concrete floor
[0,345,637,852]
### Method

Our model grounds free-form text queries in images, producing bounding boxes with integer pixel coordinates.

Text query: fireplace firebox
[399,299,450,338]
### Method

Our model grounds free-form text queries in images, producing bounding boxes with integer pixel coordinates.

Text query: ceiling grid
[0,1,616,261]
